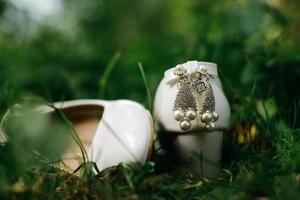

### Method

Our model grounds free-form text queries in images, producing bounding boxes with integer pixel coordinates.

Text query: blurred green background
[0,0,300,119]
[1,1,300,199]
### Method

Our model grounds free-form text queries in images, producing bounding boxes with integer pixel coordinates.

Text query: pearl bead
[180,120,192,131]
[206,122,215,131]
[212,111,219,122]
[174,65,187,76]
[201,112,213,123]
[199,65,208,74]
[173,110,185,121]
[186,109,197,120]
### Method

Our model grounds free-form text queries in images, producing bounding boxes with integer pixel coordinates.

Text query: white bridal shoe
[154,61,230,177]
[1,100,154,172]
[51,100,154,171]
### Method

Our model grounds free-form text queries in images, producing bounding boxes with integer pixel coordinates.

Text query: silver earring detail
[190,65,219,130]
[173,65,197,131]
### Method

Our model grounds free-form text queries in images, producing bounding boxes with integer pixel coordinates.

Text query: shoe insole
[53,105,104,171]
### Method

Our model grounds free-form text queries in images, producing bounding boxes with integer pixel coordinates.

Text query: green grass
[0,76,299,200]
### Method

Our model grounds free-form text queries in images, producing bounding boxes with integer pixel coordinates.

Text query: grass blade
[99,51,122,98]
[138,62,152,111]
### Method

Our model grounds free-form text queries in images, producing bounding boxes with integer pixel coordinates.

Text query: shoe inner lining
[52,104,104,171]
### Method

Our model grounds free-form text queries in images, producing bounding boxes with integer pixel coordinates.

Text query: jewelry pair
[173,65,219,131]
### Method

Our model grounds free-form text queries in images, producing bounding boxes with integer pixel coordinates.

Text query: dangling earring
[173,65,197,131]
[190,66,219,130]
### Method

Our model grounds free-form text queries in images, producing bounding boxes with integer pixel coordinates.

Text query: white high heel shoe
[154,61,230,177]
[1,99,154,172]
[53,100,154,171]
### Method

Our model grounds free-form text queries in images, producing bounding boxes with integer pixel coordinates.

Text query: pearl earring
[190,66,219,129]
[173,65,197,131]
[173,65,220,131]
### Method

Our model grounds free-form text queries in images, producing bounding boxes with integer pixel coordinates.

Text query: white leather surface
[88,100,152,170]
